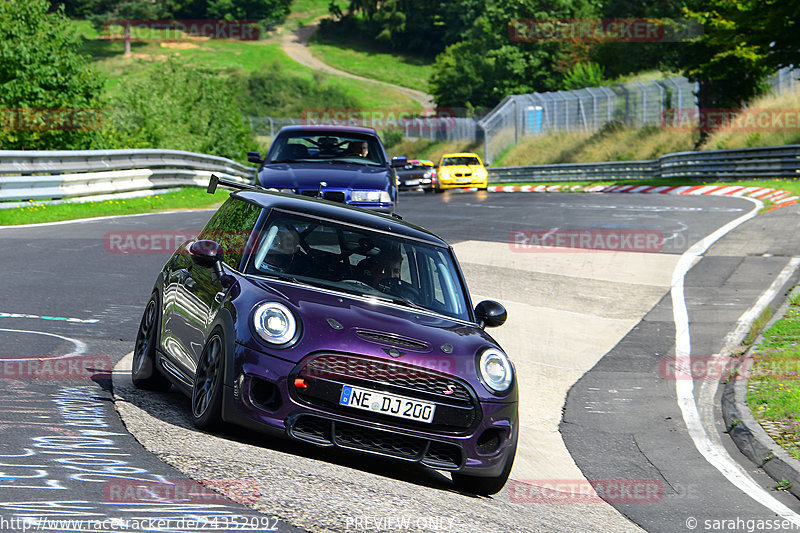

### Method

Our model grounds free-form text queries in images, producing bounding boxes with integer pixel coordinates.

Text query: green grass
[286,0,339,28]
[308,30,434,93]
[74,20,419,110]
[746,291,800,459]
[0,188,227,226]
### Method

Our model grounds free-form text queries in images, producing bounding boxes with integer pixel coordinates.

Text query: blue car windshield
[247,212,470,321]
[268,131,386,166]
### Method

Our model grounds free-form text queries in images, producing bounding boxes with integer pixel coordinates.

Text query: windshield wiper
[364,293,426,311]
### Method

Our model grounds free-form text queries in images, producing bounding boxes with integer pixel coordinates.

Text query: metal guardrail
[0,149,256,204]
[2,145,798,206]
[488,145,800,183]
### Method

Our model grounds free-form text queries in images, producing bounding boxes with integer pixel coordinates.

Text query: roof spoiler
[207,174,265,195]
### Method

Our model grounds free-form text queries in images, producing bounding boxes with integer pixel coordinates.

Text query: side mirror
[475,300,507,328]
[391,156,408,168]
[189,240,225,268]
[189,240,227,282]
[247,151,264,164]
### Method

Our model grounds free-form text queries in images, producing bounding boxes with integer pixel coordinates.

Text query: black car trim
[267,208,446,247]
[286,412,466,470]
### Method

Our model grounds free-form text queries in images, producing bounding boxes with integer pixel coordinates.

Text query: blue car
[132,176,518,495]
[248,125,406,213]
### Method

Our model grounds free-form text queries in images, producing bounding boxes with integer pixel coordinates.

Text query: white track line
[671,197,800,522]
[0,328,87,357]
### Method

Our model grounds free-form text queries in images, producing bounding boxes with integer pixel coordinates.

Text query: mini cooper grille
[355,331,429,351]
[290,415,463,470]
[303,355,472,402]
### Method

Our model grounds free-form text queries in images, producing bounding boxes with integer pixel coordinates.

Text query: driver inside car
[261,226,311,275]
[358,249,402,289]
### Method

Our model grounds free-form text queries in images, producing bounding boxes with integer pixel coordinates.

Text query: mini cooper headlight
[477,348,513,394]
[351,191,391,203]
[253,302,298,346]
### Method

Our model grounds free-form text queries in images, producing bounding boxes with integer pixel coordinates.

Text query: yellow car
[434,152,488,192]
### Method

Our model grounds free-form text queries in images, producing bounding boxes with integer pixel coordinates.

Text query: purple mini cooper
[133,176,518,495]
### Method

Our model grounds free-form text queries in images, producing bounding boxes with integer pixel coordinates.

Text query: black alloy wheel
[132,294,171,391]
[191,331,225,430]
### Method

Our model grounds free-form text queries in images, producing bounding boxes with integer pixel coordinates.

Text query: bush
[236,62,361,118]
[380,130,404,149]
[99,61,252,161]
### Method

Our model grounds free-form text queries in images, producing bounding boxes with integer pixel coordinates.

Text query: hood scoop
[355,330,431,353]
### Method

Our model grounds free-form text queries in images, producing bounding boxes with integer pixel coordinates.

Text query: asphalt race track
[2,190,800,532]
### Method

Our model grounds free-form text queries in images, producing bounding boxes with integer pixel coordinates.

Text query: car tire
[131,293,172,391]
[191,329,226,431]
[423,187,433,194]
[451,438,517,496]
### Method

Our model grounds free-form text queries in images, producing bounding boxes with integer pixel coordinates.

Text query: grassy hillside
[308,27,434,92]
[74,19,418,111]
[492,89,800,167]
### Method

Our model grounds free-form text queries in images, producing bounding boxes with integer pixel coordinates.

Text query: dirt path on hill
[280,20,435,109]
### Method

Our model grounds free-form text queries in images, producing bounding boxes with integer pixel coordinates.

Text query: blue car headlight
[351,191,391,203]
[253,302,299,347]
[477,347,513,395]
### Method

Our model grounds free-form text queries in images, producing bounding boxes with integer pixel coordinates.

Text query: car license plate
[339,385,435,423]
[456,177,470,183]
[404,179,420,186]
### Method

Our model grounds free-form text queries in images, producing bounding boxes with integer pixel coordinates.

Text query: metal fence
[487,144,800,183]
[0,149,255,207]
[246,116,482,143]
[479,67,800,165]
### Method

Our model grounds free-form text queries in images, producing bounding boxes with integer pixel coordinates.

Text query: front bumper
[398,178,433,191]
[223,344,517,473]
[438,178,488,190]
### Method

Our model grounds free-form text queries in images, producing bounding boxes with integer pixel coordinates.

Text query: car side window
[198,197,261,270]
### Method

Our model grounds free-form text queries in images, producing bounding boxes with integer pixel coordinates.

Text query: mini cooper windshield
[247,212,471,321]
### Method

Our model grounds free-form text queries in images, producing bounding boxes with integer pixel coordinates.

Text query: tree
[87,1,166,56]
[0,0,104,149]
[679,0,776,145]
[205,0,292,22]
[331,0,485,57]
[428,0,599,108]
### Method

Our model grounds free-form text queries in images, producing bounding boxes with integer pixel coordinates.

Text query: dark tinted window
[442,156,481,166]
[248,212,470,321]
[198,197,261,270]
[267,130,386,166]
